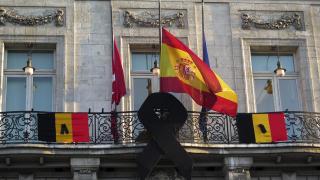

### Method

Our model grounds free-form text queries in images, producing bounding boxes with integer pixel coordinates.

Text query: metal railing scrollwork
[0,111,320,144]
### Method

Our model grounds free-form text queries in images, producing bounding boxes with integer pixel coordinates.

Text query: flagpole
[202,0,204,35]
[111,0,116,112]
[110,1,117,143]
[159,0,162,48]
[200,0,209,142]
[158,0,162,91]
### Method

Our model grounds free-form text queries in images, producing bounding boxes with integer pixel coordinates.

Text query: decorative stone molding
[123,10,185,28]
[241,12,303,30]
[78,168,93,174]
[224,157,253,170]
[70,158,100,180]
[70,158,100,171]
[229,168,247,173]
[0,7,64,27]
[224,157,253,180]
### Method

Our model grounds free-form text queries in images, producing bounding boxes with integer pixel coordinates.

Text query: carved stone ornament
[123,10,185,28]
[78,168,92,174]
[149,169,183,180]
[241,12,303,30]
[0,7,64,27]
[230,168,247,173]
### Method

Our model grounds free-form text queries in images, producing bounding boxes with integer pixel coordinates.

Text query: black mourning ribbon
[137,92,193,180]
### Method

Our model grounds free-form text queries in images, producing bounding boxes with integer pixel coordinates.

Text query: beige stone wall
[0,0,74,111]
[228,2,319,112]
[74,1,112,112]
[0,0,319,113]
[0,0,112,112]
[113,0,320,113]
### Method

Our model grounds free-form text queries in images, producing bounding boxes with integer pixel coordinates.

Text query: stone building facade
[0,0,320,179]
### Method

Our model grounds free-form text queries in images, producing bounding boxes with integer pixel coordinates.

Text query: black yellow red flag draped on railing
[38,113,89,143]
[160,28,238,117]
[236,112,288,143]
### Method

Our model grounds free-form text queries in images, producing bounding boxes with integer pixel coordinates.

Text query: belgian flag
[38,113,89,143]
[236,112,287,143]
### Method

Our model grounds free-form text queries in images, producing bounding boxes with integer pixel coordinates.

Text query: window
[130,48,159,139]
[5,49,55,111]
[131,51,159,111]
[252,51,301,112]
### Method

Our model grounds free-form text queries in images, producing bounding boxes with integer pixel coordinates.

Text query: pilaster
[224,157,253,180]
[70,158,100,180]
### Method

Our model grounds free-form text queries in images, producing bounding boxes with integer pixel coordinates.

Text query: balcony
[0,111,319,144]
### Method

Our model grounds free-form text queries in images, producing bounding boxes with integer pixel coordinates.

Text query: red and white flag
[111,37,126,143]
[112,37,126,107]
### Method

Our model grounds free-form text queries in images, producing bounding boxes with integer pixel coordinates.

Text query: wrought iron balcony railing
[0,111,319,144]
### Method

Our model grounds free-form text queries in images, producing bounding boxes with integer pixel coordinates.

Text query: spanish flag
[38,113,89,143]
[160,28,238,117]
[236,112,288,143]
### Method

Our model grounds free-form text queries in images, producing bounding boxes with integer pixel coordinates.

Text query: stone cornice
[0,143,320,155]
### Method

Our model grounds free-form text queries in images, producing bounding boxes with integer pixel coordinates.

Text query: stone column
[70,158,100,180]
[224,157,253,180]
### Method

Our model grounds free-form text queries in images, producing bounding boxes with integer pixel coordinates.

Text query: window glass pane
[133,78,151,110]
[6,77,26,111]
[252,54,294,73]
[133,78,151,140]
[33,77,53,111]
[279,55,294,72]
[279,79,300,111]
[7,51,28,69]
[32,52,54,69]
[132,53,159,71]
[7,51,54,70]
[252,55,271,72]
[254,79,275,112]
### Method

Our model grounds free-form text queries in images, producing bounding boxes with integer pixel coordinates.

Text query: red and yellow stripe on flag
[160,28,237,117]
[38,113,89,143]
[236,112,287,143]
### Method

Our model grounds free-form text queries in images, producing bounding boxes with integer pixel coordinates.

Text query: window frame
[251,52,297,74]
[3,48,56,111]
[131,75,153,111]
[130,47,159,111]
[252,52,302,112]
